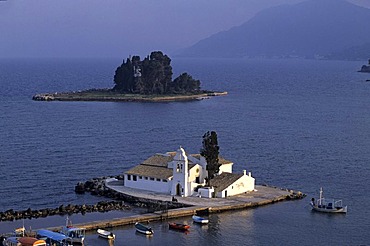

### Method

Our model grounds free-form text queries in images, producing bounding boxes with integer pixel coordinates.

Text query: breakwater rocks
[287,190,305,199]
[74,176,116,195]
[75,177,187,211]
[0,201,130,222]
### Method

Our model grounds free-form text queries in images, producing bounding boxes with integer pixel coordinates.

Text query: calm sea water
[0,58,369,245]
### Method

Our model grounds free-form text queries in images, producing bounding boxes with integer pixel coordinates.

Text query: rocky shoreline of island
[32,89,227,102]
[32,51,228,103]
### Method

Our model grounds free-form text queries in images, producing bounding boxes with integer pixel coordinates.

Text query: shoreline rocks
[32,89,228,102]
[0,201,131,222]
[75,176,188,211]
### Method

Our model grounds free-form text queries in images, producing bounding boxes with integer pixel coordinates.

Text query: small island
[32,51,227,102]
[358,59,370,73]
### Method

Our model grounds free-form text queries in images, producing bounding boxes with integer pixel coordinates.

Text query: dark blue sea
[0,58,369,245]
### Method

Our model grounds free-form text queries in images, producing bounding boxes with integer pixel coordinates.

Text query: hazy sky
[0,0,369,58]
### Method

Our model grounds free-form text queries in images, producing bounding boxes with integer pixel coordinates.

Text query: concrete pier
[46,179,305,232]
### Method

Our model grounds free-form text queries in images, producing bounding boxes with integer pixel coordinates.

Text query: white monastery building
[124,147,255,198]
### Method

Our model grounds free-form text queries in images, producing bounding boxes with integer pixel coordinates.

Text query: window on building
[163,179,167,182]
[127,175,131,180]
[150,177,154,181]
[145,177,148,180]
[156,178,160,181]
[139,176,142,179]
[133,175,137,181]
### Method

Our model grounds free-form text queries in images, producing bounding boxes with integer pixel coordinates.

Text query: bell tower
[171,147,188,196]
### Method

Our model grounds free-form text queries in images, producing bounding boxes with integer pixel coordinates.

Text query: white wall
[218,175,255,198]
[219,163,233,174]
[198,187,214,198]
[125,174,171,194]
[188,164,201,182]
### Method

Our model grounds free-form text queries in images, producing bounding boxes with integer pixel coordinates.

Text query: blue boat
[135,222,154,235]
[2,237,19,246]
[192,215,209,224]
[36,229,73,246]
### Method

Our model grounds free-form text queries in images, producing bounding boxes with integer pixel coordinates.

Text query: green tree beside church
[200,131,220,187]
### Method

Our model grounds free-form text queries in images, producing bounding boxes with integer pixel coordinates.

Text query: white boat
[192,215,209,224]
[97,229,115,240]
[310,188,347,213]
[60,216,86,244]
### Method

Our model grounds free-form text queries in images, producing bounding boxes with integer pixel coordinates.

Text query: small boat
[60,216,86,244]
[2,237,20,246]
[97,229,115,240]
[2,227,27,246]
[134,222,153,235]
[36,229,73,246]
[168,222,190,231]
[18,237,46,246]
[192,215,209,224]
[14,227,25,237]
[310,188,347,213]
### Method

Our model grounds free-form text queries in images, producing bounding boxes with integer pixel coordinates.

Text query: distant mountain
[176,0,370,59]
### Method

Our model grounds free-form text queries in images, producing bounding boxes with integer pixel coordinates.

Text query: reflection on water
[82,210,257,246]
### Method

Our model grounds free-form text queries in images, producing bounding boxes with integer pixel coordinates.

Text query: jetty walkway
[47,178,304,232]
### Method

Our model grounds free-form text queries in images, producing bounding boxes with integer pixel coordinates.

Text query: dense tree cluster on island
[113,51,201,94]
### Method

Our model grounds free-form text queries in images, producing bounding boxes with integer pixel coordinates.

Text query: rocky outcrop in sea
[359,59,370,73]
